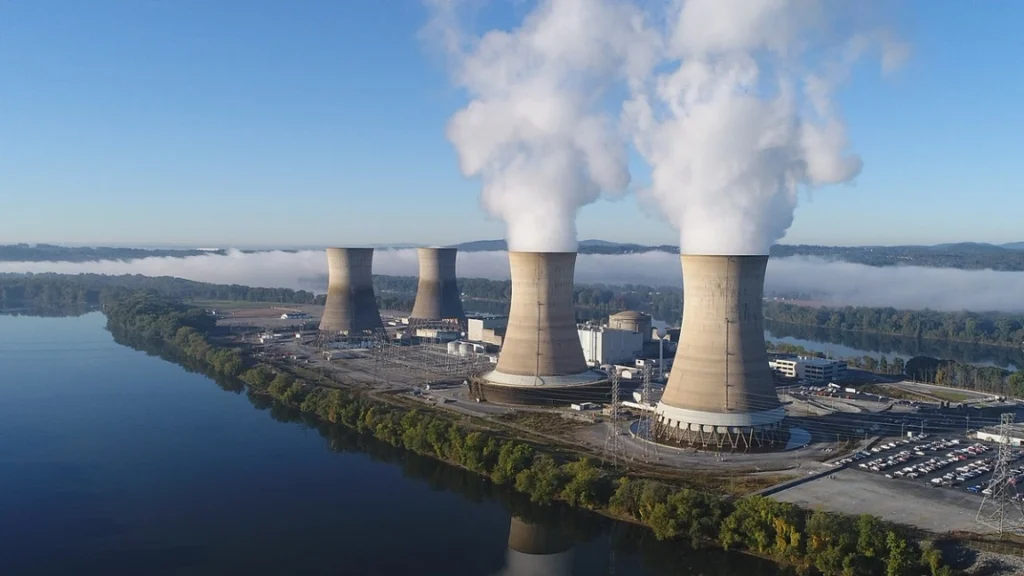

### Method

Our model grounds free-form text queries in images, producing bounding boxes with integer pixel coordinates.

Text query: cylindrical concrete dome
[497,517,573,576]
[655,255,783,446]
[410,247,466,321]
[319,247,383,334]
[493,252,588,377]
[608,310,653,343]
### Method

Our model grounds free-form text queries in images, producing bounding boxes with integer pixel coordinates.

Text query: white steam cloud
[425,0,656,252]
[4,251,1024,313]
[624,0,909,255]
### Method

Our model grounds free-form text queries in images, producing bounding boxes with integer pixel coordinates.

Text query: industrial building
[654,255,785,450]
[975,425,1024,446]
[409,247,466,327]
[769,356,848,383]
[469,252,610,405]
[318,247,383,337]
[467,317,507,347]
[577,324,644,366]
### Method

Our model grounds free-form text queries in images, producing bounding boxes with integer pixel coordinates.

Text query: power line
[976,412,1024,535]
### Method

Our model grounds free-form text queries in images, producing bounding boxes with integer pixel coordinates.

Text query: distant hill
[452,239,508,251]
[0,244,225,263]
[1002,242,1024,251]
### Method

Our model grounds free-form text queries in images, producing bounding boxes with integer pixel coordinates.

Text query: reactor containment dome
[654,255,785,450]
[470,251,609,405]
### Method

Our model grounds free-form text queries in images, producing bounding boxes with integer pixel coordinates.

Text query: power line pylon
[603,370,624,468]
[640,364,660,463]
[977,413,1024,535]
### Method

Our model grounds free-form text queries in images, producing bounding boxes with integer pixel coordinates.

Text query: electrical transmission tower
[640,364,660,463]
[977,413,1024,535]
[603,370,624,468]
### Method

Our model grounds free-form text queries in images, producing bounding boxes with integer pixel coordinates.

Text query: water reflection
[766,320,1022,371]
[103,319,784,576]
[499,517,573,576]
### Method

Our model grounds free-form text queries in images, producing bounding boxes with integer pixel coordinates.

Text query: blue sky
[1,0,1021,248]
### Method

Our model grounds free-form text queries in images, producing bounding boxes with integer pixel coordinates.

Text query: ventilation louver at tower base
[653,255,786,451]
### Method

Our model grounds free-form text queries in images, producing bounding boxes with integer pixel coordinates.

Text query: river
[764,320,1022,371]
[0,312,779,575]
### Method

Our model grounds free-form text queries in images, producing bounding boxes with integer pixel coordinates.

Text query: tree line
[765,301,1024,348]
[765,320,1024,370]
[7,273,1024,356]
[236,364,953,575]
[100,289,955,575]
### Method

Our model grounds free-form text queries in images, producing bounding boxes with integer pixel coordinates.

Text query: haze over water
[0,312,777,575]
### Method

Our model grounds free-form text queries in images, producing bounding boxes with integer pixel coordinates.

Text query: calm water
[764,320,1022,372]
[0,313,778,575]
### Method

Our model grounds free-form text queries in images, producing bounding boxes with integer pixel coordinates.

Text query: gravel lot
[772,467,1002,534]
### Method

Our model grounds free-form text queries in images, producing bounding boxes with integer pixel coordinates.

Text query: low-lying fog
[2,250,1023,313]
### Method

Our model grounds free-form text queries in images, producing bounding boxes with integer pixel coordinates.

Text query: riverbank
[101,290,969,576]
[764,315,1024,351]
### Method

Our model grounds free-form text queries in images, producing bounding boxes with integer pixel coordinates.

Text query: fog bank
[2,250,1022,313]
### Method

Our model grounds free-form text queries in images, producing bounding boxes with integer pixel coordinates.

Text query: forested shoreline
[8,272,1023,350]
[97,289,956,575]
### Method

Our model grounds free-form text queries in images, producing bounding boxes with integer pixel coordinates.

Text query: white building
[577,326,644,366]
[468,317,508,347]
[769,356,848,383]
[976,425,1024,446]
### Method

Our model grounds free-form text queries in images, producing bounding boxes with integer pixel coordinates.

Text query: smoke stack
[410,247,466,323]
[498,517,573,576]
[319,247,383,334]
[655,255,784,449]
[471,252,608,404]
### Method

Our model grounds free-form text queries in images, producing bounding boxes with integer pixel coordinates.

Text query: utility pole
[966,414,971,437]
[640,365,659,463]
[603,370,624,468]
[977,413,1024,535]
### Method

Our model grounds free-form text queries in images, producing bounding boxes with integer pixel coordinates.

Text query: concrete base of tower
[653,404,788,452]
[468,369,613,406]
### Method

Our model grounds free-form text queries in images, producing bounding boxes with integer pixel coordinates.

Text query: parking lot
[775,432,1024,534]
[844,435,1024,500]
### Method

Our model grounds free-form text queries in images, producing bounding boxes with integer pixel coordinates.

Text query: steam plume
[425,0,656,252]
[624,0,908,255]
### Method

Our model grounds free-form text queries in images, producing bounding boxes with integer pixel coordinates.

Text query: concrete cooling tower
[410,247,466,324]
[470,251,609,405]
[318,247,383,335]
[654,255,785,450]
[494,517,573,576]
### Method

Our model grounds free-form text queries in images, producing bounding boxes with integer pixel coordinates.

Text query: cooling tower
[470,252,609,405]
[410,247,466,322]
[496,517,573,576]
[654,255,784,449]
[318,247,383,334]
